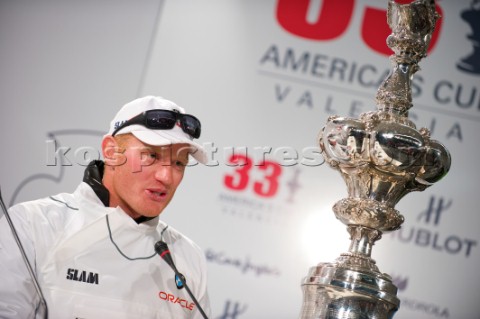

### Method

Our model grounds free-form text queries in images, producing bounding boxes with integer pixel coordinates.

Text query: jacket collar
[82,160,154,224]
[83,160,109,207]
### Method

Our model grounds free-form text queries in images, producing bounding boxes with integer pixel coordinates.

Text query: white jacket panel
[0,182,210,319]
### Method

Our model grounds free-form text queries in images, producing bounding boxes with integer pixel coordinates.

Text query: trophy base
[299,262,399,319]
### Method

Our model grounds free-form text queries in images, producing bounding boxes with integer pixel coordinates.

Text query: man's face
[106,136,190,219]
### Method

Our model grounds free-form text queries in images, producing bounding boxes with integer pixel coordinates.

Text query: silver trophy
[299,1,451,318]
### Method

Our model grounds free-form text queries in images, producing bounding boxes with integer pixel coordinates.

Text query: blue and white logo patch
[175,273,186,289]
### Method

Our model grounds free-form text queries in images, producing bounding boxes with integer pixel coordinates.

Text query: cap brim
[131,130,208,164]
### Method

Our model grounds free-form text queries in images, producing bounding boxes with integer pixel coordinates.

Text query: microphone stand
[154,241,209,319]
[0,187,48,319]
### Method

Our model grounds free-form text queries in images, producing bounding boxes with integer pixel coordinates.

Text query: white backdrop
[1,1,479,319]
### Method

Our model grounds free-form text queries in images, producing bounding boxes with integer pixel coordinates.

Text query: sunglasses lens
[146,110,176,128]
[181,115,201,138]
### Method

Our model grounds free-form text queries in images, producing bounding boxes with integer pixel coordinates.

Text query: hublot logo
[387,196,477,258]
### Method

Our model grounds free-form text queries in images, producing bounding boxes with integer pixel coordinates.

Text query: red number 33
[224,154,282,198]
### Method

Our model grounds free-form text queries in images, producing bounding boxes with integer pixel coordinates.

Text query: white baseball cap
[107,95,207,164]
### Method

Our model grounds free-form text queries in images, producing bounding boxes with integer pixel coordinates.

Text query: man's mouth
[146,189,167,201]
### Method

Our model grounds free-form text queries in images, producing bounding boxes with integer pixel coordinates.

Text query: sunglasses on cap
[112,109,201,139]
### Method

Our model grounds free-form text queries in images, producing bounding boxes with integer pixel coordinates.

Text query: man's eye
[175,160,187,167]
[149,152,158,159]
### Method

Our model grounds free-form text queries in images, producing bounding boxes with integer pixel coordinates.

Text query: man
[0,96,211,318]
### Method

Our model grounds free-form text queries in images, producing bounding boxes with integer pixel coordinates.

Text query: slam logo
[457,0,480,75]
[66,268,99,285]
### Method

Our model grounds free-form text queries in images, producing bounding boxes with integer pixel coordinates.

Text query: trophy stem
[347,226,381,257]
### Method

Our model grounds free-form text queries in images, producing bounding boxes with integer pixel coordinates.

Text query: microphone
[0,187,48,319]
[155,241,178,272]
[154,241,209,319]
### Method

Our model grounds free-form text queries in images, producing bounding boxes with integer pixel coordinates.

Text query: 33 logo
[276,0,443,56]
[223,154,282,198]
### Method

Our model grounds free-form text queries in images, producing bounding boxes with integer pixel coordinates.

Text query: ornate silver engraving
[299,1,451,318]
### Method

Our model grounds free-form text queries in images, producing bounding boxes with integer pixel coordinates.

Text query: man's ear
[102,136,126,167]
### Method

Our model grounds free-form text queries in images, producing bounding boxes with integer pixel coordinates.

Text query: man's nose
[154,164,173,185]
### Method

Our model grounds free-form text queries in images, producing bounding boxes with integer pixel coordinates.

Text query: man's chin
[142,207,165,218]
